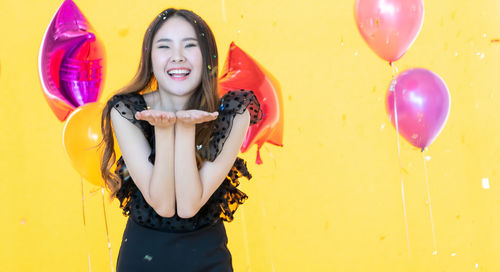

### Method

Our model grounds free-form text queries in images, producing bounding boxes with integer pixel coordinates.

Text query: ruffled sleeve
[203,89,262,162]
[108,93,149,131]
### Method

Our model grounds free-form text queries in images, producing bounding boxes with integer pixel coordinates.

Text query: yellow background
[1,0,500,271]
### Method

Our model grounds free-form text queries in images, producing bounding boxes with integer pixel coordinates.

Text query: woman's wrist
[175,121,196,132]
[155,125,175,136]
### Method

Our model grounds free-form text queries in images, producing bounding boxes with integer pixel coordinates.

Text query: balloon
[38,0,105,121]
[219,42,284,164]
[354,0,424,62]
[63,102,104,187]
[386,68,450,149]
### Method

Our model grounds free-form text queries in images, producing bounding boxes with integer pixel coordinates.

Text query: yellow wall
[1,0,500,271]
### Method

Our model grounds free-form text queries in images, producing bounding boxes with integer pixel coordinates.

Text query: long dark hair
[99,8,219,197]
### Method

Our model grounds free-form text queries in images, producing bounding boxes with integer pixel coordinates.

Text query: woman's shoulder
[108,92,148,129]
[109,92,146,109]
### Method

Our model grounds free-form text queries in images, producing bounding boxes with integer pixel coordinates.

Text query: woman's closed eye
[158,45,170,49]
[185,43,197,48]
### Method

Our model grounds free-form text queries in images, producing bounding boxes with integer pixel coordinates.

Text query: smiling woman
[151,16,204,99]
[98,8,262,272]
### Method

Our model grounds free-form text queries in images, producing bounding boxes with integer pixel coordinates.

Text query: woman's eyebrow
[156,37,198,43]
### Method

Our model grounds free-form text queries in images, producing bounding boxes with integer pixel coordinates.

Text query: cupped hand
[135,110,176,128]
[176,110,219,125]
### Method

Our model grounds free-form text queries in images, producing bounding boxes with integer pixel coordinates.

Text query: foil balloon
[354,0,424,63]
[39,0,105,121]
[63,102,104,187]
[219,42,284,164]
[386,68,450,149]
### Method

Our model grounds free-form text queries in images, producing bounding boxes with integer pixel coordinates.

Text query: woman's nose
[171,48,186,63]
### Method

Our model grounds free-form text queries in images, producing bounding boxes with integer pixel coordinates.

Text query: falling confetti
[481,178,490,189]
[221,0,227,22]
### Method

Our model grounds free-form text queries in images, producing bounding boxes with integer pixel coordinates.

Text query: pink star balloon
[219,42,284,164]
[38,0,105,121]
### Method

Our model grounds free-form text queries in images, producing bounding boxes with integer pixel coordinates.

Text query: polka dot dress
[108,90,262,232]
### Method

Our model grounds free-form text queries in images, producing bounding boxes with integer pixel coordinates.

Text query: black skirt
[116,218,233,272]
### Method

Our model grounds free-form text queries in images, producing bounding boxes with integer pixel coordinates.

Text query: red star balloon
[219,42,284,164]
[38,0,105,121]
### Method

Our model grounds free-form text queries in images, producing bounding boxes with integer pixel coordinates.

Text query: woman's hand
[135,110,176,128]
[176,110,219,125]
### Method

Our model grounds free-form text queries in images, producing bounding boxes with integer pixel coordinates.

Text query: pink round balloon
[354,0,424,62]
[386,68,450,149]
[38,0,105,121]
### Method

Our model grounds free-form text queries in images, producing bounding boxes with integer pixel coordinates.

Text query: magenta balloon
[38,0,105,121]
[386,68,450,149]
[354,0,424,62]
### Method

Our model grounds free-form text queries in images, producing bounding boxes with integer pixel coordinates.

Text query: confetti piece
[144,255,153,261]
[482,178,490,189]
[425,156,431,161]
[451,253,456,257]
[432,251,437,255]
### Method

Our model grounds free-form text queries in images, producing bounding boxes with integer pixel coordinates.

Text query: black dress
[108,90,262,272]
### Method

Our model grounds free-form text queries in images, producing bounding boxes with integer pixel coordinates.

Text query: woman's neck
[151,90,191,112]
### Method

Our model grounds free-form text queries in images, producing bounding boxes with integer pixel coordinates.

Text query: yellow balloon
[63,102,104,187]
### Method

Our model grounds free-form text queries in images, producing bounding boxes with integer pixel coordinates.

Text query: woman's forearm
[173,123,203,218]
[148,126,176,217]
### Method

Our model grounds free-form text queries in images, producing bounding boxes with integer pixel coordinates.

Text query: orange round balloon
[63,102,104,187]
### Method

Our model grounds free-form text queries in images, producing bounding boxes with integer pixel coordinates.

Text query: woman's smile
[167,67,192,81]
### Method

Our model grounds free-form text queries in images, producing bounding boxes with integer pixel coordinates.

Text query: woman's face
[151,16,203,97]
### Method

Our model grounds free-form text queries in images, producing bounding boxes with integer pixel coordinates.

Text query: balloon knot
[256,147,263,165]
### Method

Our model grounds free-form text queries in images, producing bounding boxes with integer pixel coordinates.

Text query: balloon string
[391,63,410,259]
[240,208,252,270]
[391,63,399,75]
[101,187,114,272]
[422,151,438,256]
[260,203,276,272]
[255,184,276,272]
[81,177,92,272]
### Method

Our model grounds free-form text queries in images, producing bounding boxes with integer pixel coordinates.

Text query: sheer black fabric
[108,90,262,232]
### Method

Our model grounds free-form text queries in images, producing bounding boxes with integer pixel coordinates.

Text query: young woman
[99,8,262,271]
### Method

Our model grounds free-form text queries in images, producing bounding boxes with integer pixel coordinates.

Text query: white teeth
[168,69,190,76]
